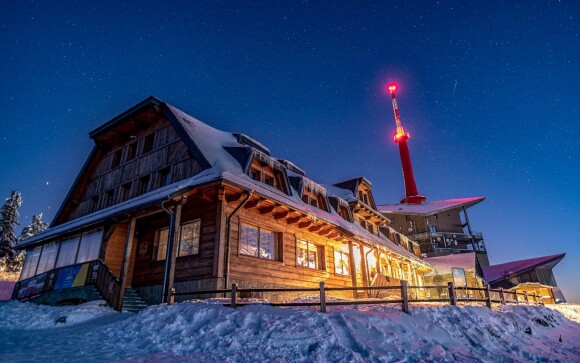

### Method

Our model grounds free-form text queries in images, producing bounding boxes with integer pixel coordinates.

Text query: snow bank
[1,301,579,362]
[547,303,580,324]
[0,300,117,329]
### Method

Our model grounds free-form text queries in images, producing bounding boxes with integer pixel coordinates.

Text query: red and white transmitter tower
[387,84,427,204]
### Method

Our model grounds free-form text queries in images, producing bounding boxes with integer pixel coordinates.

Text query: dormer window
[338,205,351,221]
[302,187,328,212]
[248,158,289,195]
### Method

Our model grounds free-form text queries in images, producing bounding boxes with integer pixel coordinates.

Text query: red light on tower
[387,84,398,94]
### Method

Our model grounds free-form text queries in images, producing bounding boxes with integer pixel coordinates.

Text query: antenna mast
[387,84,426,204]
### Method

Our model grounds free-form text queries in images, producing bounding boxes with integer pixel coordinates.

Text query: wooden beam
[299,220,313,229]
[259,204,277,215]
[287,215,301,225]
[244,197,264,209]
[274,210,290,220]
[327,231,340,239]
[226,193,243,203]
[308,224,323,232]
[318,227,333,236]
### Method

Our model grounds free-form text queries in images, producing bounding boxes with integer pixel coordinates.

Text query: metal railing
[171,281,544,314]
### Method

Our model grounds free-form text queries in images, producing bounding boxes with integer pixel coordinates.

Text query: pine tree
[19,213,48,242]
[9,213,49,273]
[0,190,22,272]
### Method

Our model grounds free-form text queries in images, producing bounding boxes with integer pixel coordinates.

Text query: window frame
[333,248,350,276]
[154,219,202,261]
[238,222,280,261]
[296,239,324,270]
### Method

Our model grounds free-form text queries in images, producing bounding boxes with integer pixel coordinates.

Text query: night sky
[1,1,578,301]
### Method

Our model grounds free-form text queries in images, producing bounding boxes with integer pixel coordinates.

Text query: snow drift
[0,300,579,362]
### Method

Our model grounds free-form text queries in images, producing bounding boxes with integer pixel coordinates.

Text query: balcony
[409,231,486,254]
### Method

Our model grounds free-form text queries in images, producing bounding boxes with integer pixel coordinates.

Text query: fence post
[448,282,456,306]
[499,287,505,305]
[320,281,326,313]
[524,291,529,305]
[231,283,237,309]
[485,285,492,308]
[401,280,409,314]
[169,288,175,304]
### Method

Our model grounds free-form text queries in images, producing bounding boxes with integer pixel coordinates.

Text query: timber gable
[53,103,205,226]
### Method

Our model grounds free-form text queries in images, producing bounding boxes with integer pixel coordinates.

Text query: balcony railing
[409,231,484,243]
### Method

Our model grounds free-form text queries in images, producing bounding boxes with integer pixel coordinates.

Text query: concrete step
[122,287,148,313]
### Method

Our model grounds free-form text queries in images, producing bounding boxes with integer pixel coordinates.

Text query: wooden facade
[14,97,432,309]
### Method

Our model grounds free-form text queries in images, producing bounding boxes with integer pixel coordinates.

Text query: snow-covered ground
[0,300,579,362]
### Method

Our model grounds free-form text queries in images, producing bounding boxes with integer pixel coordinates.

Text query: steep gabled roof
[377,197,485,216]
[28,97,429,266]
[482,253,566,283]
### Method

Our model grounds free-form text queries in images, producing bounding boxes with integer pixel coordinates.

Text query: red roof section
[482,253,566,283]
[377,197,485,215]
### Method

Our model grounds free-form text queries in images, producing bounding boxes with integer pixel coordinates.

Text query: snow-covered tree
[19,213,48,241]
[0,190,22,272]
[8,213,49,273]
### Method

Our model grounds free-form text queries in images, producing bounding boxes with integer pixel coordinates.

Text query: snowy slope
[0,300,579,362]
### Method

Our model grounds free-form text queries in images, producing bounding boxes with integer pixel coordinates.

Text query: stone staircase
[122,287,148,313]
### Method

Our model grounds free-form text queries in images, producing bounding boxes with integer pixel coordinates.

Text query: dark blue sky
[1,1,579,301]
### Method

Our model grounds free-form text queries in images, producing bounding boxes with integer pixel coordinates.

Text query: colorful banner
[53,263,90,290]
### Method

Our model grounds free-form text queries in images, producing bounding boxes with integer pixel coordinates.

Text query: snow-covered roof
[17,169,222,249]
[21,98,429,266]
[377,197,486,216]
[423,252,477,275]
[482,253,566,283]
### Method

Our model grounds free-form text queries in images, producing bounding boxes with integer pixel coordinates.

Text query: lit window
[297,240,322,269]
[156,220,202,260]
[240,223,278,260]
[76,229,103,263]
[334,248,350,275]
[36,243,58,274]
[20,246,41,280]
[56,235,80,268]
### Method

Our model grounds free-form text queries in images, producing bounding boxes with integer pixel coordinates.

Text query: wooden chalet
[13,97,431,311]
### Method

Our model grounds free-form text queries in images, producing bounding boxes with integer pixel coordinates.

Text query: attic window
[138,175,151,195]
[103,189,115,209]
[126,142,137,161]
[158,167,172,188]
[111,149,122,169]
[142,133,155,154]
[119,183,132,202]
